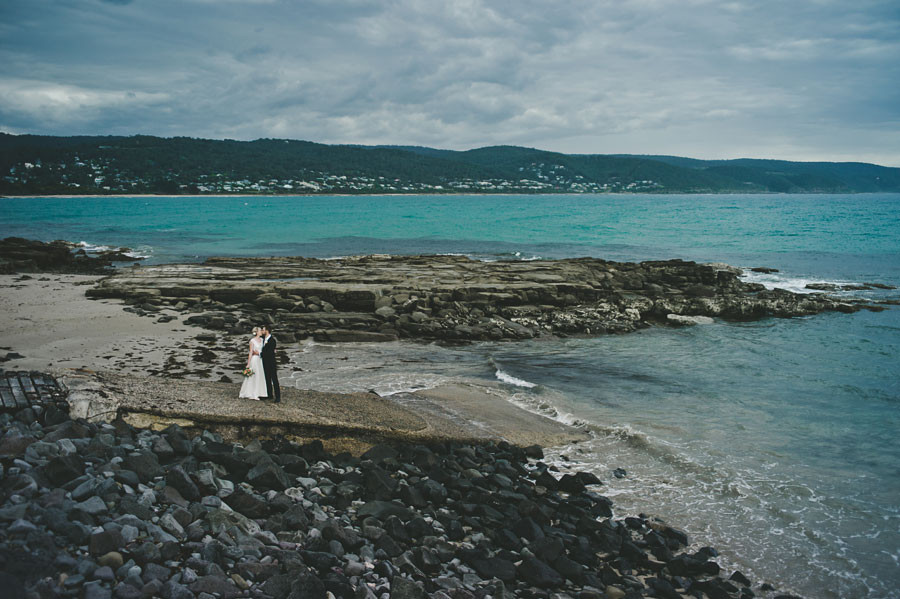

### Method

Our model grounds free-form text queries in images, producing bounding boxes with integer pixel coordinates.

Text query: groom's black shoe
[273,397,281,403]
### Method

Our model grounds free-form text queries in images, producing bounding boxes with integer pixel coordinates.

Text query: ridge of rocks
[85,253,888,343]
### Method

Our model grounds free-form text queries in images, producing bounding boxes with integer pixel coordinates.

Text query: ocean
[2,193,899,598]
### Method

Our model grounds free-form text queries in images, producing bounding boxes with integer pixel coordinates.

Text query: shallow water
[2,193,899,597]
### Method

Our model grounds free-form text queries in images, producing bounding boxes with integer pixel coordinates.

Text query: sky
[1,0,899,166]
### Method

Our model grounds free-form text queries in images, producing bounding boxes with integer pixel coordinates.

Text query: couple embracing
[239,324,281,402]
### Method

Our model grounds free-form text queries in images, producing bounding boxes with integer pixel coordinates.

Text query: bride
[239,327,267,400]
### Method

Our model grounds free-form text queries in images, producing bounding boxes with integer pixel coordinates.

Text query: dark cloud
[0,0,898,165]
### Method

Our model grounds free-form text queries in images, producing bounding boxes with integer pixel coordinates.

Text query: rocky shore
[0,385,789,599]
[2,237,891,345]
[84,254,888,344]
[0,238,144,275]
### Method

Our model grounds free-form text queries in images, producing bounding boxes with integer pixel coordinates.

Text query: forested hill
[2,133,898,195]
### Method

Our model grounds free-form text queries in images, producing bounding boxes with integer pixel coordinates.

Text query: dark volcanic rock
[165,465,200,502]
[517,557,564,588]
[89,529,124,556]
[42,454,85,485]
[123,451,162,483]
[1,396,749,599]
[246,459,291,491]
[357,500,413,521]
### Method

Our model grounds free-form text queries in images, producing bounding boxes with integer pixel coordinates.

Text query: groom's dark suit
[260,334,281,403]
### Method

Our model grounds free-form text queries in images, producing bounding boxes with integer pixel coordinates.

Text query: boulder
[246,459,291,491]
[517,557,564,588]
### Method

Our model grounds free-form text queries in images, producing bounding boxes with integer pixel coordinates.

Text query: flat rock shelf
[60,371,587,455]
[86,254,887,343]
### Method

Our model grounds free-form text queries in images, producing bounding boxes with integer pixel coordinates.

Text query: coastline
[5,191,899,199]
[0,273,586,452]
[4,242,891,597]
[0,272,774,599]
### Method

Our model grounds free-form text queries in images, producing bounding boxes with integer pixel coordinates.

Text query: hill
[2,133,898,195]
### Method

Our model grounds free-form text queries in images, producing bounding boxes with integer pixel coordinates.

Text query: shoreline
[0,376,768,599]
[6,191,899,200]
[2,245,883,597]
[0,267,822,598]
[0,273,587,452]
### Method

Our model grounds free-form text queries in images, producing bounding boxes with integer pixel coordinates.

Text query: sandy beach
[0,273,195,374]
[0,273,586,452]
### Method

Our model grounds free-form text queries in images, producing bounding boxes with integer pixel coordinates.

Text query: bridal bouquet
[242,368,254,378]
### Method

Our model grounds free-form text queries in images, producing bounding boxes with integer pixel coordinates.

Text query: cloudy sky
[2,0,899,165]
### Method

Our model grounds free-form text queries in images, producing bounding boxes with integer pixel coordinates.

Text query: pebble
[98,552,125,569]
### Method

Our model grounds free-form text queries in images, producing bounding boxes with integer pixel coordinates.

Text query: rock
[532,536,565,563]
[361,444,400,463]
[390,577,426,599]
[98,552,125,569]
[374,533,403,557]
[77,496,109,516]
[512,517,545,542]
[163,425,193,456]
[85,253,880,344]
[246,460,291,491]
[161,581,195,599]
[750,267,779,273]
[666,314,715,326]
[123,451,162,483]
[43,454,85,485]
[72,477,103,501]
[83,581,113,599]
[90,529,125,555]
[227,488,270,519]
[93,565,115,582]
[230,573,249,591]
[286,572,326,599]
[518,557,564,588]
[152,436,176,460]
[557,473,586,494]
[604,587,626,599]
[0,431,36,456]
[159,513,185,538]
[190,575,240,599]
[344,561,366,577]
[255,293,295,310]
[357,500,413,521]
[166,465,201,502]
[365,466,398,499]
[262,574,293,599]
[647,577,680,599]
[8,518,38,534]
[113,583,143,599]
[467,555,516,583]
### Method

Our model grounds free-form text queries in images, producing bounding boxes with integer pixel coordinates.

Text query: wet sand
[0,274,195,373]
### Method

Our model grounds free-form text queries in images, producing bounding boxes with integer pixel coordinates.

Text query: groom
[260,324,281,403]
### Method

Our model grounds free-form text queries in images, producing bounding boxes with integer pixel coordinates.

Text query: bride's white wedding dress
[239,338,267,399]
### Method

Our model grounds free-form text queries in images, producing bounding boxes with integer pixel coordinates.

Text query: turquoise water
[2,194,899,597]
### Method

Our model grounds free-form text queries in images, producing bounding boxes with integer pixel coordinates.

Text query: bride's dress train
[239,338,267,399]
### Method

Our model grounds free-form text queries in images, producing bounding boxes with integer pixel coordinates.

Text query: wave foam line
[495,368,537,388]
